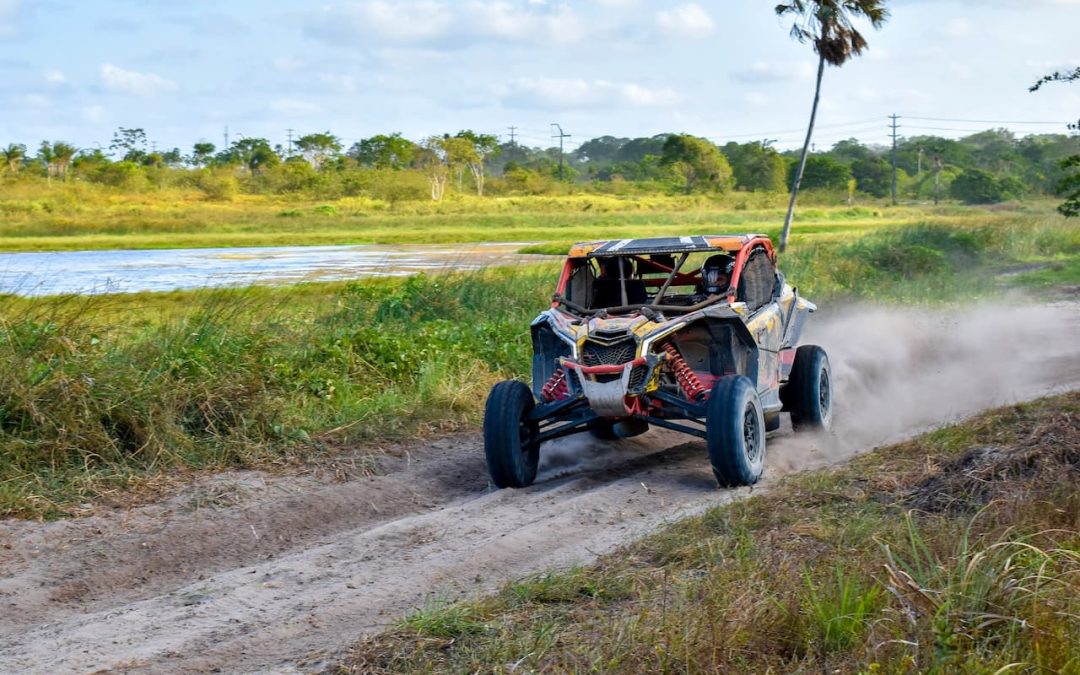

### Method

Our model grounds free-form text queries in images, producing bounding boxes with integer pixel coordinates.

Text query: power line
[904,125,1069,133]
[904,116,1066,126]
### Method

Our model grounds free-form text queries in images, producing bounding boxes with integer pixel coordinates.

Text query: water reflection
[0,243,552,296]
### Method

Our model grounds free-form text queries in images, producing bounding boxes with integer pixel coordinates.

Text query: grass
[0,206,1076,518]
[0,269,554,518]
[0,179,1065,253]
[338,392,1080,673]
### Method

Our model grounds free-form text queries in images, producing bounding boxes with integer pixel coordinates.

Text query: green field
[0,195,1077,518]
[0,181,1066,253]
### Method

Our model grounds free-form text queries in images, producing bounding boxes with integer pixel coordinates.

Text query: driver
[692,254,735,302]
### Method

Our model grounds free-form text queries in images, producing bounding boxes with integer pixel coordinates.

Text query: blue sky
[1,0,1078,154]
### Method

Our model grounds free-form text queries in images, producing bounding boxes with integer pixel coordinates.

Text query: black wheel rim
[818,367,831,418]
[518,412,537,455]
[743,403,761,463]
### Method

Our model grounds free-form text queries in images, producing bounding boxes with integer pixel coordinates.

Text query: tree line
[1,125,1077,207]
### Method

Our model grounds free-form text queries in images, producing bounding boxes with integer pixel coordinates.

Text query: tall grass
[0,268,553,518]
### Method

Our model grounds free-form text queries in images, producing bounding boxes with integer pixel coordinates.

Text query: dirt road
[1,302,1078,673]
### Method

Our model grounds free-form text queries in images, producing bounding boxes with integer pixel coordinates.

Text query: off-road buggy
[484,234,831,488]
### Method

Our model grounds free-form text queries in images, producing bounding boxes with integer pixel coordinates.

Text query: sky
[1,0,1078,155]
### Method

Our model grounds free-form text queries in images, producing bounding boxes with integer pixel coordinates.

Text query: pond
[0,243,553,296]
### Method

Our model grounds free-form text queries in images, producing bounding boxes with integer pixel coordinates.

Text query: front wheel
[784,345,833,432]
[706,375,766,487]
[483,381,540,488]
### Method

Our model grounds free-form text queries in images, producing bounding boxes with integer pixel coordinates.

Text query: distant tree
[295,131,342,170]
[1031,66,1080,217]
[142,152,165,168]
[790,155,851,190]
[161,148,184,167]
[722,141,787,192]
[416,136,450,201]
[829,138,873,164]
[660,134,734,194]
[851,156,892,197]
[73,148,110,174]
[109,127,148,162]
[964,129,1018,173]
[574,136,628,164]
[775,0,890,252]
[950,168,1019,204]
[37,141,55,181]
[191,142,216,167]
[2,143,26,173]
[51,142,77,179]
[453,130,500,196]
[349,133,417,169]
[222,138,280,175]
[614,135,670,164]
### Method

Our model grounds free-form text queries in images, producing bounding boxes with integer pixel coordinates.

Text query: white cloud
[744,92,770,107]
[270,98,321,115]
[305,1,586,48]
[100,64,178,96]
[656,3,715,40]
[731,61,816,84]
[501,77,678,109]
[43,69,65,85]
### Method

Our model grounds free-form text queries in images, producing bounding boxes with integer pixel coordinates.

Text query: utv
[484,234,831,488]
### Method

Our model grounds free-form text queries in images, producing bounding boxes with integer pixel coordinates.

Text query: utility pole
[551,123,571,181]
[933,156,943,205]
[917,146,924,175]
[507,126,517,146]
[224,125,230,150]
[889,114,900,205]
[286,128,294,158]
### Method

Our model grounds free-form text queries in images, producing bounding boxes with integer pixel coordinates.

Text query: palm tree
[776,0,890,253]
[2,143,26,173]
[51,142,77,180]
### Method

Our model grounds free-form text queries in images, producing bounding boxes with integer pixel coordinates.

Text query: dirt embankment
[0,301,1077,673]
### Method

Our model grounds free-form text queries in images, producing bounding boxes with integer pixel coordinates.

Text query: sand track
[1,302,1077,673]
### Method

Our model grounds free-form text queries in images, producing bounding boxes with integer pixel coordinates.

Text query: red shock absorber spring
[663,343,707,401]
[541,368,569,402]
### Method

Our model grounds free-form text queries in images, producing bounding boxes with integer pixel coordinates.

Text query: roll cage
[552,235,777,317]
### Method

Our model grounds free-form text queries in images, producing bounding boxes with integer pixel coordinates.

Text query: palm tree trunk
[779,53,826,253]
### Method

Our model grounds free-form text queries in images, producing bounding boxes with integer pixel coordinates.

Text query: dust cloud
[769,300,1080,472]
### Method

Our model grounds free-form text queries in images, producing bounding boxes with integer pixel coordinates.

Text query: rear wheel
[706,375,766,487]
[483,381,540,488]
[785,345,832,432]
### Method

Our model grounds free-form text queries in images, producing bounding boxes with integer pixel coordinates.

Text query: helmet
[701,254,734,294]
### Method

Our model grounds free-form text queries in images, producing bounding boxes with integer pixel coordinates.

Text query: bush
[950,169,1021,204]
[193,169,239,201]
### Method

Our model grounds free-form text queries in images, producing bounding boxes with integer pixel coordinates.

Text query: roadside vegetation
[339,392,1080,673]
[0,207,1075,519]
[1,120,1077,253]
